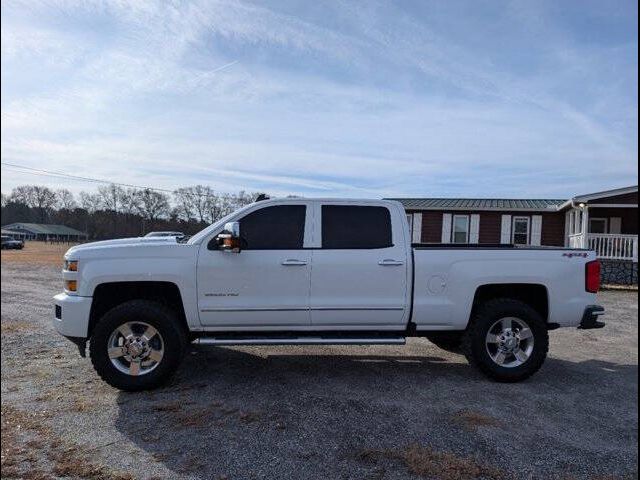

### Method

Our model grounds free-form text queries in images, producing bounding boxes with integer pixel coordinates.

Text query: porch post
[581,206,589,248]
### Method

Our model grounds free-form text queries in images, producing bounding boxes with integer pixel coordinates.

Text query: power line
[1,162,265,199]
[2,162,266,200]
[1,162,176,194]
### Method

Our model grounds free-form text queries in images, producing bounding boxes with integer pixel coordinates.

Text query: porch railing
[587,234,638,261]
[568,233,638,261]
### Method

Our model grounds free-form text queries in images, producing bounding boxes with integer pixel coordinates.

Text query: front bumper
[578,305,605,330]
[53,293,92,338]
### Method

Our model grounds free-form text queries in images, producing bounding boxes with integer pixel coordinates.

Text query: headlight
[64,260,78,272]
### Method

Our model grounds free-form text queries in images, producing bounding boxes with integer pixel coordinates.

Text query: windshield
[187,203,255,245]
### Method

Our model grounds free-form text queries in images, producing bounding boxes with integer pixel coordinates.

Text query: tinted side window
[322,205,392,249]
[240,205,306,250]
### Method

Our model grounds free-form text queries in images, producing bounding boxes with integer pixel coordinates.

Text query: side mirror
[216,222,241,252]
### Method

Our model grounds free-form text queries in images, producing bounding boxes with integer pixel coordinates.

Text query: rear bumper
[578,305,605,330]
[53,293,92,338]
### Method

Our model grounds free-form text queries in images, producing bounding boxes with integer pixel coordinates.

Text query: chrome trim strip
[193,337,406,346]
[200,306,405,313]
[311,307,404,311]
[200,307,307,312]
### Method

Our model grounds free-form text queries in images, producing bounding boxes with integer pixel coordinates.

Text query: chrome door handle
[378,259,404,266]
[281,259,308,266]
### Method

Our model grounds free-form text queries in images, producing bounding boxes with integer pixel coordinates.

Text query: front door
[310,204,409,328]
[197,203,312,328]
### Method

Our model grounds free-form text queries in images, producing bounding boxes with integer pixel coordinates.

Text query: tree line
[0,184,265,240]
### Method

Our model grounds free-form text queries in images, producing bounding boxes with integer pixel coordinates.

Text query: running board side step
[193,337,406,346]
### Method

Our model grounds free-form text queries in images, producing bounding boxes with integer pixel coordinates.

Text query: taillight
[586,260,601,293]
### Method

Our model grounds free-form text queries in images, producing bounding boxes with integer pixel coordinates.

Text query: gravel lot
[1,261,638,480]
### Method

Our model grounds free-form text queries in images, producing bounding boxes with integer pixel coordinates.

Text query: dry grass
[0,320,33,335]
[1,404,134,480]
[560,475,638,480]
[152,401,183,413]
[452,409,503,432]
[357,444,507,480]
[160,401,263,429]
[1,241,79,267]
[70,398,94,413]
[238,411,261,423]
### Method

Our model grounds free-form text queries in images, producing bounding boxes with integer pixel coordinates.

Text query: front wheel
[462,299,549,382]
[89,300,187,391]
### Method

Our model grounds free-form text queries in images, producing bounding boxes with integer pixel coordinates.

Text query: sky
[1,0,638,200]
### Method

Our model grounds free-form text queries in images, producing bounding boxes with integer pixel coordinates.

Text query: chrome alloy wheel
[107,322,164,376]
[485,317,534,368]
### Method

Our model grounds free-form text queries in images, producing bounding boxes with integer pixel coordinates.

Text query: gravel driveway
[1,262,637,480]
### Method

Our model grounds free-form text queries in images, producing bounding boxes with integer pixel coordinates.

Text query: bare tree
[173,187,196,222]
[235,190,259,207]
[10,185,57,222]
[209,191,261,221]
[135,189,170,221]
[79,191,102,213]
[4,183,268,240]
[174,185,215,223]
[205,191,224,224]
[98,184,125,212]
[56,189,77,210]
[9,185,34,205]
[119,188,141,215]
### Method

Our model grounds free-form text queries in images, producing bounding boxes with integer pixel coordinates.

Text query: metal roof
[389,198,566,211]
[2,223,86,236]
[1,228,25,236]
[572,185,638,203]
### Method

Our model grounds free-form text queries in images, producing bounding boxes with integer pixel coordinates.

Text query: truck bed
[410,246,597,331]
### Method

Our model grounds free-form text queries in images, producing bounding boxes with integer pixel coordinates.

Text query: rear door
[309,203,409,328]
[197,202,312,328]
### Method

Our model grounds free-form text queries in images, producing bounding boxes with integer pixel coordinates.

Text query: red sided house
[391,185,638,285]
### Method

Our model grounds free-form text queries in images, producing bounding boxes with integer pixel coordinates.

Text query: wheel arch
[89,281,189,338]
[470,283,549,324]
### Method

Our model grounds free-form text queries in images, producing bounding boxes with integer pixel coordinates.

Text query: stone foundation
[600,259,638,286]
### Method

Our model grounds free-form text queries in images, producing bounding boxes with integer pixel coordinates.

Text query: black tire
[461,298,549,383]
[424,332,463,354]
[89,300,187,391]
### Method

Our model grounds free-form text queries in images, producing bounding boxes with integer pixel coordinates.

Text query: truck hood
[65,237,181,258]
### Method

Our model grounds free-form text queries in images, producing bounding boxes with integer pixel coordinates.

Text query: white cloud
[1,0,637,199]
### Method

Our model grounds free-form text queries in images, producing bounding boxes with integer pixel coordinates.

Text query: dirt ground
[1,241,79,267]
[1,260,638,480]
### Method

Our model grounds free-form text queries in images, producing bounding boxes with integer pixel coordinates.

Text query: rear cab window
[321,205,393,249]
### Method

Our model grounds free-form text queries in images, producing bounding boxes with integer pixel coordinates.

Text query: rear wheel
[424,332,463,354]
[462,298,549,382]
[89,300,187,391]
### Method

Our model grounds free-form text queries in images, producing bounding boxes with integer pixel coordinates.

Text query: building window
[512,217,530,245]
[452,215,469,244]
[589,218,608,234]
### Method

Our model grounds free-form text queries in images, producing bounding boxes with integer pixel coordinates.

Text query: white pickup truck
[54,198,605,391]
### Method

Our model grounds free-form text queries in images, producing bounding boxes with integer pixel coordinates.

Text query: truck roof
[252,197,401,205]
